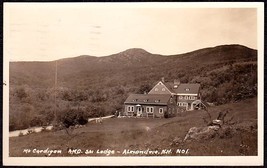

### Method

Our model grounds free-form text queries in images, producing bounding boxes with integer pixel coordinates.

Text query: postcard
[3,2,264,166]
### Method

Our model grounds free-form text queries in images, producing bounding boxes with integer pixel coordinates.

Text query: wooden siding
[148,81,172,95]
[124,104,167,118]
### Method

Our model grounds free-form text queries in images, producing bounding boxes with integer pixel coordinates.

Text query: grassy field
[9,98,258,157]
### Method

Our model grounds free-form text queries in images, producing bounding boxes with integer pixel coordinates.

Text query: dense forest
[9,44,257,131]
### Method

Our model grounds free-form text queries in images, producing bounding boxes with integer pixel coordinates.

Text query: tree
[137,83,152,94]
[57,108,88,128]
[16,87,28,100]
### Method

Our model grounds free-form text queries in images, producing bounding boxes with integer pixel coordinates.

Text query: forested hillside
[9,44,257,131]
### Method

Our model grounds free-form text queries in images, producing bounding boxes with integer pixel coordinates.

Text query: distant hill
[9,44,257,131]
[10,44,256,89]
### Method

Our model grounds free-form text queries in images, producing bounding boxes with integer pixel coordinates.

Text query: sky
[4,3,258,61]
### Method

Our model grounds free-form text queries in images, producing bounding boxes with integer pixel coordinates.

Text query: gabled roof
[148,81,172,95]
[165,82,200,95]
[124,94,171,105]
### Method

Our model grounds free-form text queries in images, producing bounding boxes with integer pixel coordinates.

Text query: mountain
[9,44,257,131]
[10,44,256,89]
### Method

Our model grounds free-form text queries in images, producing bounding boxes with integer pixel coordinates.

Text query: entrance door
[137,107,142,117]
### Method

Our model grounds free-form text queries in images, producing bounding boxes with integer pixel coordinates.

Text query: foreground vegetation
[9,98,257,156]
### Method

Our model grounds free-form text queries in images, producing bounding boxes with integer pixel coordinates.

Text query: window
[146,107,154,113]
[178,102,187,107]
[191,96,196,100]
[162,88,165,91]
[155,88,159,91]
[127,106,134,112]
[185,88,190,91]
[132,99,137,102]
[179,96,183,99]
[159,108,164,114]
[144,99,148,102]
[185,96,188,100]
[155,99,160,103]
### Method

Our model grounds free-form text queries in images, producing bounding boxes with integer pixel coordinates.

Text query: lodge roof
[124,94,171,105]
[165,82,200,95]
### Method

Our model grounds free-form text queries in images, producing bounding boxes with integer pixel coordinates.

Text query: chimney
[173,79,180,89]
[161,77,165,83]
[174,79,180,85]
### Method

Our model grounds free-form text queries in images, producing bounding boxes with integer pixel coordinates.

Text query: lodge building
[124,78,207,118]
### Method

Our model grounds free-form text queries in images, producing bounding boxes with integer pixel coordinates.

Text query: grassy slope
[9,98,257,156]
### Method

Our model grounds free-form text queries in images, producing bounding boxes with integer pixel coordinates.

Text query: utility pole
[54,60,58,124]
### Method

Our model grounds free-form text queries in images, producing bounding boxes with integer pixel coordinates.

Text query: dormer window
[155,99,160,103]
[132,99,138,102]
[144,99,148,102]
[155,88,159,91]
[185,88,190,91]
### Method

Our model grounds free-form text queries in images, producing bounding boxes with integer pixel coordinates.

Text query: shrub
[18,131,24,137]
[86,104,106,118]
[164,111,169,118]
[137,83,152,94]
[57,108,88,128]
[30,116,43,127]
[16,87,28,100]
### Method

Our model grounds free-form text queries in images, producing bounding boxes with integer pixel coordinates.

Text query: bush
[16,87,28,100]
[29,116,44,127]
[137,83,152,94]
[57,108,88,128]
[86,104,106,118]
[164,111,169,118]
[18,131,24,137]
[9,116,16,131]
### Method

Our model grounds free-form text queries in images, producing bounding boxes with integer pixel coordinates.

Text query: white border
[3,2,264,166]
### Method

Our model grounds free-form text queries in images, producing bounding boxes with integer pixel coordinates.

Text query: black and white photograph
[3,2,264,166]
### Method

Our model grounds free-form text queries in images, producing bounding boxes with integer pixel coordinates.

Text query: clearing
[9,98,258,157]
